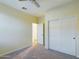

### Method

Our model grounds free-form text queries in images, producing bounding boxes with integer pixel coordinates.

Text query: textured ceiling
[0,0,75,17]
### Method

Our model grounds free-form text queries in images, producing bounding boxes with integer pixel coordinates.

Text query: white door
[37,24,43,44]
[49,17,77,56]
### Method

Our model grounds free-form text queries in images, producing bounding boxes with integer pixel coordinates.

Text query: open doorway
[32,23,38,47]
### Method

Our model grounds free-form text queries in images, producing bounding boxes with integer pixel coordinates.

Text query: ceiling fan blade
[19,0,28,1]
[19,0,40,7]
[33,0,40,7]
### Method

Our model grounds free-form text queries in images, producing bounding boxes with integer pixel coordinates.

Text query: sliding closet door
[49,17,76,56]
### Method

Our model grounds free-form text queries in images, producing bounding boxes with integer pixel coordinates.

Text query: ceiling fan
[19,0,40,8]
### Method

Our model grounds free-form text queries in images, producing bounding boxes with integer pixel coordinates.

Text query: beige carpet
[12,45,77,59]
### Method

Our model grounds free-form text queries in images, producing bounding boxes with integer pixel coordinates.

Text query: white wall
[45,0,79,58]
[37,24,43,44]
[0,3,38,56]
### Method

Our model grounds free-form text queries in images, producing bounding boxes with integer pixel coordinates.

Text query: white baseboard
[0,46,30,57]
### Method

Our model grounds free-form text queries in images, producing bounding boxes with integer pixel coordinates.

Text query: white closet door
[49,17,76,56]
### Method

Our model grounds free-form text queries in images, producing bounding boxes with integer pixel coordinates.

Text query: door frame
[45,16,77,57]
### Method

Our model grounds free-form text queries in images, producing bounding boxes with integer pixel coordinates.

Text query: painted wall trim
[0,45,31,57]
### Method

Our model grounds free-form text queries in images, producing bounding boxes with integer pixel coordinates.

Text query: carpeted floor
[0,45,78,59]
